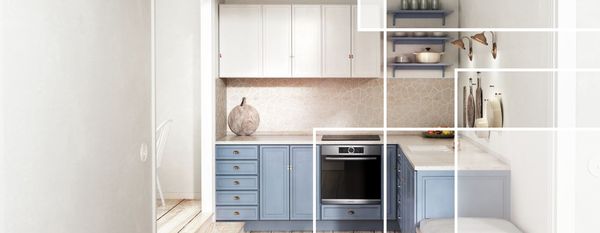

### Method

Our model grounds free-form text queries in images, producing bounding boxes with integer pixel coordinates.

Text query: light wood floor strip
[178,212,214,233]
[157,199,184,220]
[157,200,201,233]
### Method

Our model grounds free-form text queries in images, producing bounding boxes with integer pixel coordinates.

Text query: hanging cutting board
[467,86,476,127]
[475,77,483,119]
[486,95,504,127]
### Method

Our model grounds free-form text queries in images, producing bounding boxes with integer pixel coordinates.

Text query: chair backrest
[156,119,173,168]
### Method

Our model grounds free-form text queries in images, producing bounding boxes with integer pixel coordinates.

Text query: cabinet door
[292,5,322,77]
[351,5,381,78]
[290,146,314,220]
[322,5,352,77]
[260,146,290,220]
[386,145,397,220]
[219,5,262,77]
[416,171,455,221]
[263,5,292,77]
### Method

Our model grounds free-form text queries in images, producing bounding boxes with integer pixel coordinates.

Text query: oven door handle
[325,157,378,161]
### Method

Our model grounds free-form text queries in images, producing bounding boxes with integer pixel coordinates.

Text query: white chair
[156,119,173,207]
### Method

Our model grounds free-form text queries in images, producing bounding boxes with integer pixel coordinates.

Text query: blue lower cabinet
[398,148,454,233]
[216,145,260,221]
[387,145,397,220]
[290,146,315,220]
[216,206,259,220]
[321,205,382,220]
[260,146,290,220]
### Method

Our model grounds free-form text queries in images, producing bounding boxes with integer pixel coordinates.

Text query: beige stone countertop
[388,135,509,171]
[215,134,384,145]
[216,134,509,171]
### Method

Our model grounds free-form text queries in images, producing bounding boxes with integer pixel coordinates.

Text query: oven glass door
[321,155,381,204]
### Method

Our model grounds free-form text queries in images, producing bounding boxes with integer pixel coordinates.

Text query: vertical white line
[151,0,157,231]
[382,0,388,230]
[454,69,459,233]
[312,128,317,233]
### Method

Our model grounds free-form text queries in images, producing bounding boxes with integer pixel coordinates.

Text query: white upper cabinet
[218,4,381,78]
[292,5,322,77]
[322,5,352,77]
[219,5,262,77]
[263,5,292,77]
[351,5,381,78]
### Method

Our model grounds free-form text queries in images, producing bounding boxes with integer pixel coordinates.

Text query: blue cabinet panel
[216,160,259,175]
[321,204,382,220]
[417,171,455,220]
[216,145,259,160]
[457,171,511,219]
[216,176,258,190]
[260,146,290,220]
[387,145,397,220]
[290,146,315,220]
[216,206,259,220]
[216,191,259,206]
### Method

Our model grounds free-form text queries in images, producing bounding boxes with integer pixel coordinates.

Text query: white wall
[460,0,554,28]
[1,1,153,232]
[461,132,554,233]
[156,0,202,199]
[457,2,556,233]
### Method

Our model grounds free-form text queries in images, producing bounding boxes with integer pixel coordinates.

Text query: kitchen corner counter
[387,135,509,171]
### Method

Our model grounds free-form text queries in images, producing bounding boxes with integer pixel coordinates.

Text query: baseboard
[160,192,201,200]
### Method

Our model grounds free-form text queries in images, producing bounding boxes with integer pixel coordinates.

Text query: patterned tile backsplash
[219,78,453,135]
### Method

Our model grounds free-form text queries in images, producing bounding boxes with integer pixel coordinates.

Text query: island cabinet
[397,150,454,233]
[397,148,511,233]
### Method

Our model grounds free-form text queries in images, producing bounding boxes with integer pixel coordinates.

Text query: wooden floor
[156,200,396,233]
[156,199,203,233]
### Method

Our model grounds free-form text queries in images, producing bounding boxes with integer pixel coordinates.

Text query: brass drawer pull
[233,211,240,216]
[233,196,240,200]
[232,150,240,155]
[233,165,240,170]
[233,180,240,185]
[347,210,355,215]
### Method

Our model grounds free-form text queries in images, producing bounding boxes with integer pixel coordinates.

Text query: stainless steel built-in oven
[320,145,382,205]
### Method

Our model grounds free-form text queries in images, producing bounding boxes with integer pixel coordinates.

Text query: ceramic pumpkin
[228,97,260,136]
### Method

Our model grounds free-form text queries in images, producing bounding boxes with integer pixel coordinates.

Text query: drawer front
[321,205,381,220]
[216,206,259,220]
[216,146,258,160]
[216,176,258,190]
[216,161,258,175]
[216,191,259,206]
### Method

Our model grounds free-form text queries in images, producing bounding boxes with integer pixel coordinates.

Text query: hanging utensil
[467,85,476,127]
[475,72,483,119]
[463,86,467,127]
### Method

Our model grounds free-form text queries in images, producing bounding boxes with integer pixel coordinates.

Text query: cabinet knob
[233,211,240,216]
[347,210,355,215]
[232,150,240,155]
[233,196,240,200]
[233,180,240,185]
[233,165,240,170]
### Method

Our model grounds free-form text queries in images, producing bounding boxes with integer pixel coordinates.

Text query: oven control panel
[321,145,381,156]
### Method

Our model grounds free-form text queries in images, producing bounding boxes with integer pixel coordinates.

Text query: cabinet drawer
[216,206,259,220]
[216,176,258,190]
[321,205,381,220]
[216,161,258,175]
[216,191,259,205]
[216,145,258,160]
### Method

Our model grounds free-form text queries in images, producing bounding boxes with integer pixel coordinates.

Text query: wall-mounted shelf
[389,63,451,78]
[390,36,451,52]
[391,10,454,26]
